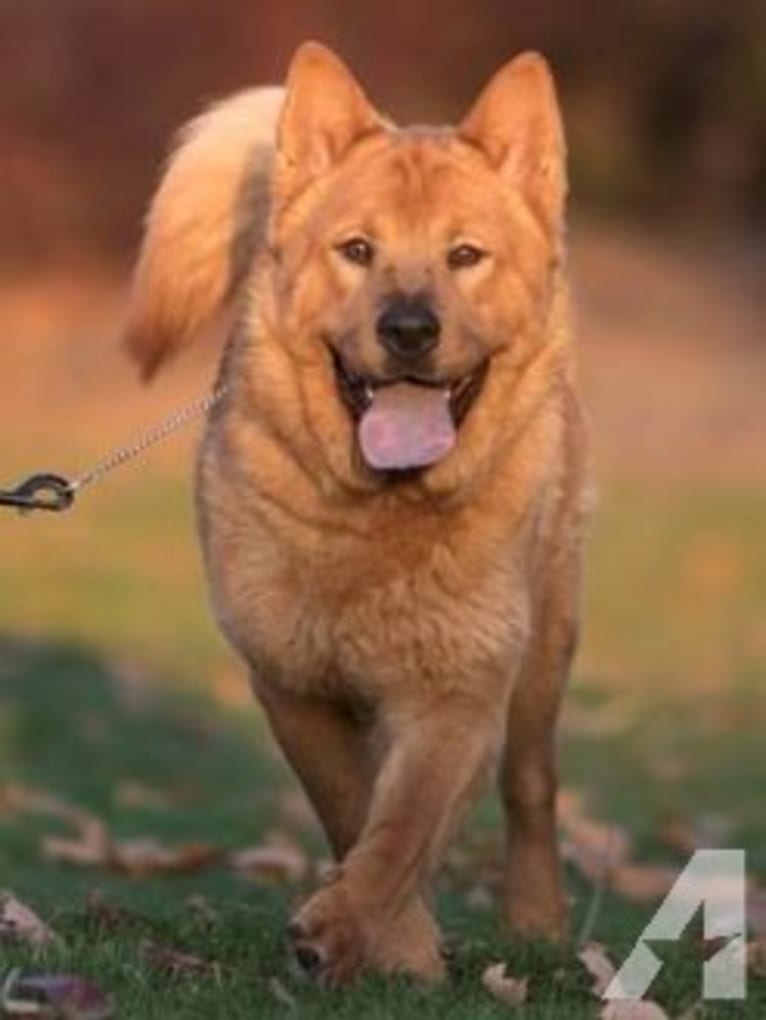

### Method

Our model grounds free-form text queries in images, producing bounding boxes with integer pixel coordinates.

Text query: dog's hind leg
[254,680,443,983]
[499,568,579,941]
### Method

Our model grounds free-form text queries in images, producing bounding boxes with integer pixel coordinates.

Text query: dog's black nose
[376,297,441,361]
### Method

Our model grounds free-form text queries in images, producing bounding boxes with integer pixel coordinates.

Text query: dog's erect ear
[460,52,566,229]
[274,42,383,208]
[125,87,283,380]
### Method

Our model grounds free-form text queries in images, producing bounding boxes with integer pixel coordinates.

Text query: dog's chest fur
[196,397,571,704]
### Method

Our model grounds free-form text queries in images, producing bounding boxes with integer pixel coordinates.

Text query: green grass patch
[1,637,764,1017]
[1,474,764,1014]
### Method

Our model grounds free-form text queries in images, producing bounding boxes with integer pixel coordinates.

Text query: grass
[1,473,765,1017]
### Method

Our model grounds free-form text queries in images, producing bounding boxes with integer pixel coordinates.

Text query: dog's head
[127,43,567,494]
[267,43,566,490]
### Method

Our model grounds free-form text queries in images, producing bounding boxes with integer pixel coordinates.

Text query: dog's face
[125,44,567,495]
[266,44,566,491]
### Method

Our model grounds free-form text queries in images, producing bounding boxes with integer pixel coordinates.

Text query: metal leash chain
[0,384,228,515]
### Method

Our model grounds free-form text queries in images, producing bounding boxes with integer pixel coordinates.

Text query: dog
[126,41,589,986]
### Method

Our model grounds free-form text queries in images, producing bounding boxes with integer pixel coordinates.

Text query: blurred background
[0,0,764,949]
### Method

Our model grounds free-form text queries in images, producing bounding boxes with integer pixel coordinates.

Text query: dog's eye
[337,237,375,267]
[447,244,486,270]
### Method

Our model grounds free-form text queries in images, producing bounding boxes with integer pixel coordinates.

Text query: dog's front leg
[288,690,504,985]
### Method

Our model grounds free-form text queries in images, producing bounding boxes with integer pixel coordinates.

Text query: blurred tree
[0,0,763,270]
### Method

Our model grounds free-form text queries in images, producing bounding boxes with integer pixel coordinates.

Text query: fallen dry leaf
[44,824,219,877]
[140,940,222,981]
[558,790,632,884]
[609,863,679,903]
[0,892,58,948]
[657,813,732,856]
[481,962,529,1006]
[5,782,220,879]
[656,815,698,856]
[600,1001,670,1019]
[4,784,111,869]
[111,838,220,877]
[560,790,689,905]
[578,941,616,996]
[229,838,307,884]
[0,784,96,830]
[1,970,113,1020]
[42,818,111,868]
[578,941,670,1020]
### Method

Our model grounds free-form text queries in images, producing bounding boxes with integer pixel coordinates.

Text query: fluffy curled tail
[125,86,284,379]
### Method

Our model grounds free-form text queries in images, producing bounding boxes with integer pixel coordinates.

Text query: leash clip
[0,473,75,514]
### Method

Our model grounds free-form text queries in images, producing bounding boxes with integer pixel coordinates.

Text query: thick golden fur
[127,42,589,985]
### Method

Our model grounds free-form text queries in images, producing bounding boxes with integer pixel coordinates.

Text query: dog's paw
[287,883,365,986]
[287,883,446,986]
[369,896,446,983]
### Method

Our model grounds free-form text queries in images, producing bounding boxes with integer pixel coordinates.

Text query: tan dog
[126,42,589,986]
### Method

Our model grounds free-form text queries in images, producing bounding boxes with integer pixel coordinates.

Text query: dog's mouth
[331,350,489,473]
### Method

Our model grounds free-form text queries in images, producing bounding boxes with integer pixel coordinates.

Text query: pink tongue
[358,382,456,471]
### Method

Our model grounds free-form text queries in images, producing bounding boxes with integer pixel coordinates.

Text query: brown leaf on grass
[0,784,96,830]
[6,783,219,878]
[229,837,307,885]
[111,838,220,877]
[140,940,222,981]
[578,941,670,1020]
[600,1002,670,1020]
[656,815,698,856]
[481,963,529,1006]
[577,941,616,996]
[0,891,58,947]
[3,783,111,869]
[560,790,684,905]
[558,790,632,884]
[42,817,111,868]
[43,822,219,877]
[657,813,733,856]
[1,970,113,1020]
[609,863,679,903]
